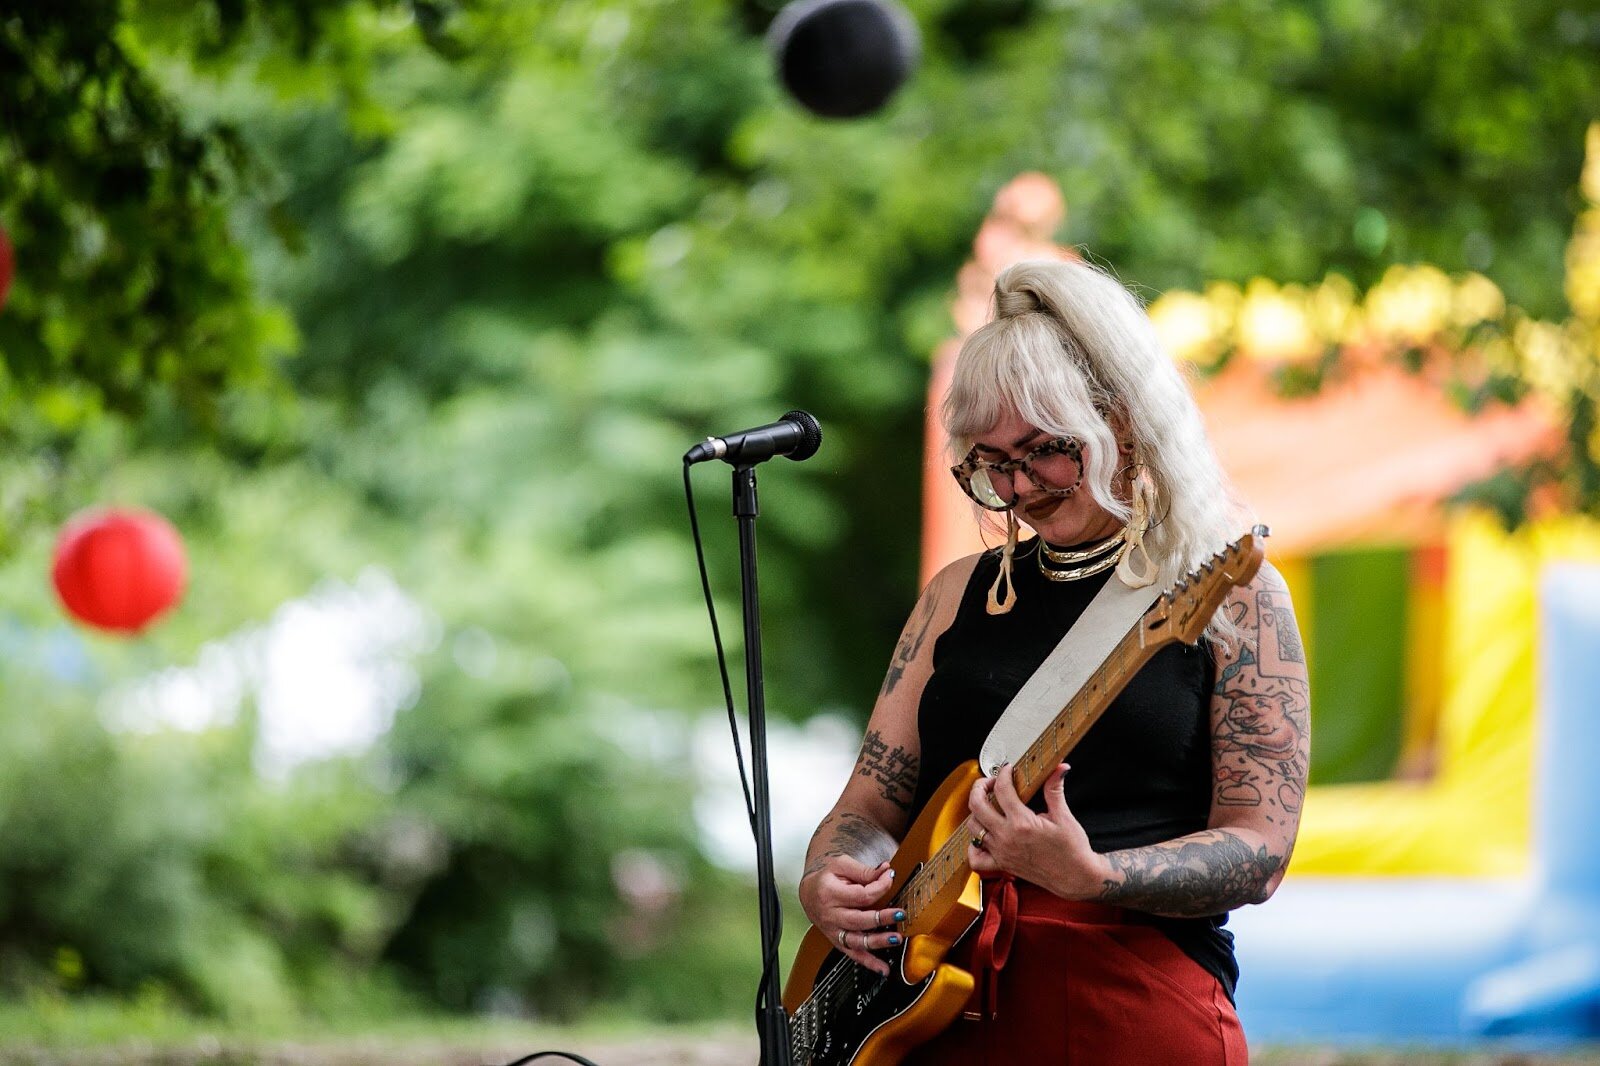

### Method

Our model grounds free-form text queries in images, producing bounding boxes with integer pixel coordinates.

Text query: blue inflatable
[1230,564,1600,1045]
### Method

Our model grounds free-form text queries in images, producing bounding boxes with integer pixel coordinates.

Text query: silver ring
[875,909,882,927]
[838,929,849,949]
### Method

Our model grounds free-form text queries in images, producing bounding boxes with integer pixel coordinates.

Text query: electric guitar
[782,527,1268,1065]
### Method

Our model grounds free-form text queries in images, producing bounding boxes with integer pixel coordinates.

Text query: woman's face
[969,408,1125,546]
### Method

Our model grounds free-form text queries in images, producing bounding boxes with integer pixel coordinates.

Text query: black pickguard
[790,944,935,1066]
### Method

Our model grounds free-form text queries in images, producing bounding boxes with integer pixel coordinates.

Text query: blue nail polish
[894,910,907,922]
[888,934,901,945]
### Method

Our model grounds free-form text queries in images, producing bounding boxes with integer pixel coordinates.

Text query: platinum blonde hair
[943,258,1251,646]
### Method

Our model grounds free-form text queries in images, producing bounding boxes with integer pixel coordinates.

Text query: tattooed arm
[1091,563,1310,917]
[797,554,978,969]
[801,553,976,866]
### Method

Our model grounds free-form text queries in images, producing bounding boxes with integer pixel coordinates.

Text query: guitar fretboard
[895,612,1162,922]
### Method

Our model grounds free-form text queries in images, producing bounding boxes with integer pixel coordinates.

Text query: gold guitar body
[783,762,984,1066]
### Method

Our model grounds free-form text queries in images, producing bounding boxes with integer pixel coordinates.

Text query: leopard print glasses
[949,436,1085,511]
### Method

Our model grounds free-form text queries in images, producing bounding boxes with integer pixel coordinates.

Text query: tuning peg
[1203,559,1216,573]
[1174,578,1189,592]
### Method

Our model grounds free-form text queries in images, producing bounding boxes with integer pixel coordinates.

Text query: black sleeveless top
[909,539,1239,1000]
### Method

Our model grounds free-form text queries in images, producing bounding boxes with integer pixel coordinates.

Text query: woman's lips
[1024,496,1064,521]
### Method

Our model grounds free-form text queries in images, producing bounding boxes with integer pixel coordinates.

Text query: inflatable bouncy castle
[921,127,1600,1044]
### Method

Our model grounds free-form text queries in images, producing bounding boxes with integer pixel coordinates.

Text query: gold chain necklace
[1038,530,1126,564]
[1036,537,1127,582]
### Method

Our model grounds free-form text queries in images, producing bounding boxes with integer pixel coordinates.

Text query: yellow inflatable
[1291,510,1600,877]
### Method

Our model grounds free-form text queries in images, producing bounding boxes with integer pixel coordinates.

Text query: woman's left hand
[966,762,1113,900]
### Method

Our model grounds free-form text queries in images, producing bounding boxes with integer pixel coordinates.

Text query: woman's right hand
[799,856,905,976]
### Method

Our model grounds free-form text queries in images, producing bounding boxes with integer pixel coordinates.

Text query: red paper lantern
[0,224,12,314]
[52,507,187,634]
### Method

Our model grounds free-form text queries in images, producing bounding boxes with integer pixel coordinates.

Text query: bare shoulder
[1252,558,1292,595]
[908,550,985,639]
[877,552,980,704]
[926,551,984,599]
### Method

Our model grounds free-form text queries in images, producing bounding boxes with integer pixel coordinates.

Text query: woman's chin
[1023,504,1118,546]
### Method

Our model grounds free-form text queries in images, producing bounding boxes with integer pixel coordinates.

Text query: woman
[797,258,1309,1064]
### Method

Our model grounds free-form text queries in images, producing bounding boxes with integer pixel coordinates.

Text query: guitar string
[792,547,1237,1035]
[794,645,1146,1037]
[792,652,1110,1024]
[793,646,1112,1023]
[803,588,1181,1023]
[794,615,1156,1027]
[791,548,1241,1059]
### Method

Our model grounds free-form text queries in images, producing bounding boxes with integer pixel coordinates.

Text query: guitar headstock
[1143,525,1269,647]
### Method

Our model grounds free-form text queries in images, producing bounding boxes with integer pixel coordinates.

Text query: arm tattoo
[1265,592,1306,664]
[1212,587,1311,819]
[856,729,919,812]
[802,811,896,879]
[1096,579,1306,917]
[1096,830,1285,917]
[880,582,941,698]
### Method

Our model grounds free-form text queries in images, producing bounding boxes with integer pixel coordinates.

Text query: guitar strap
[978,569,1163,777]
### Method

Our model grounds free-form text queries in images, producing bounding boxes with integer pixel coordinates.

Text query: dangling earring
[987,510,1020,615]
[1115,457,1159,589]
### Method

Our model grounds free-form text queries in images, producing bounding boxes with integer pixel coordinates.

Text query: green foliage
[0,663,399,1022]
[0,7,272,436]
[2,0,1598,1029]
[380,659,705,1016]
[0,0,471,549]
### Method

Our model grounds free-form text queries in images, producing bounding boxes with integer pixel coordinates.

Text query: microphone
[684,410,823,466]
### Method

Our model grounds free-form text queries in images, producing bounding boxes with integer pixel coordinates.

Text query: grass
[0,1000,1595,1065]
[0,998,749,1064]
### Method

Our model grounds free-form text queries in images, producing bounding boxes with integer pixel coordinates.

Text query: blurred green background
[0,0,1598,1051]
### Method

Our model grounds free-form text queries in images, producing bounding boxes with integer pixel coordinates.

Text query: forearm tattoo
[879,581,941,698]
[856,729,919,812]
[802,811,897,879]
[1096,830,1285,916]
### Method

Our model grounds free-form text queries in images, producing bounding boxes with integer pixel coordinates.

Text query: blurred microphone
[768,0,920,119]
[684,410,823,465]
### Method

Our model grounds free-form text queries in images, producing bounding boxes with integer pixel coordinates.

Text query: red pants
[902,878,1248,1066]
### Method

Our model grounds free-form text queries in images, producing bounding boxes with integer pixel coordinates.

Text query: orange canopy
[920,174,1564,583]
[920,336,1562,585]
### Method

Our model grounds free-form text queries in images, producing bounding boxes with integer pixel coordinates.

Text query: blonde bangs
[942,307,1127,521]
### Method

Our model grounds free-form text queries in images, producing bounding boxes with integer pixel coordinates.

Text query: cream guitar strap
[978,571,1163,777]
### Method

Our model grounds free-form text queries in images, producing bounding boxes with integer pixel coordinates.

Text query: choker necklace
[1036,534,1127,582]
[1038,531,1126,564]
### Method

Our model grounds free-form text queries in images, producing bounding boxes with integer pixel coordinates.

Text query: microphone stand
[732,463,795,1066]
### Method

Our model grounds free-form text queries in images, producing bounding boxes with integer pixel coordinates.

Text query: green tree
[2,0,1598,1023]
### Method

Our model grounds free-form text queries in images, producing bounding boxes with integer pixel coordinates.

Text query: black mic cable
[683,457,784,1061]
[491,412,820,1066]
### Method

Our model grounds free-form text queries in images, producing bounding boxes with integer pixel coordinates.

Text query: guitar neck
[1007,616,1175,803]
[900,613,1175,923]
[895,527,1266,927]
